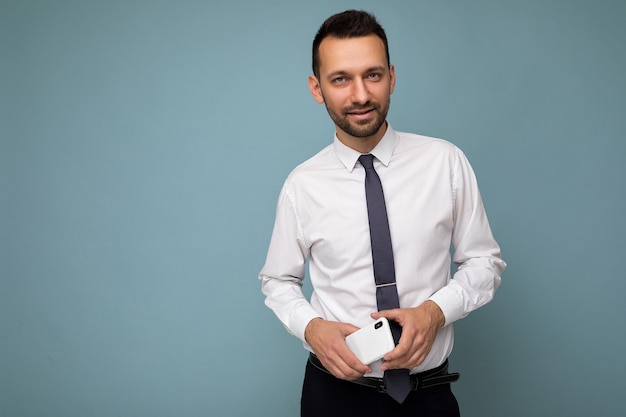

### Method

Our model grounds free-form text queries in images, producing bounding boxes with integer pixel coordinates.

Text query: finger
[330,357,371,380]
[385,323,418,359]
[371,308,401,322]
[383,348,425,371]
[382,328,428,370]
[342,340,373,373]
[342,357,372,379]
[321,344,371,379]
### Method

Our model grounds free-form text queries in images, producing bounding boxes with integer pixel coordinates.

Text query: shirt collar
[333,123,398,172]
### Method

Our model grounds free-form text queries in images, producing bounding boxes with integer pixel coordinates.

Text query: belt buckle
[375,382,387,394]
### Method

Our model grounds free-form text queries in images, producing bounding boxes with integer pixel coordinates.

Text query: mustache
[344,102,379,113]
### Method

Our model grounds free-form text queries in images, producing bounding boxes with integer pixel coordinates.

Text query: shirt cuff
[428,286,466,327]
[291,303,324,343]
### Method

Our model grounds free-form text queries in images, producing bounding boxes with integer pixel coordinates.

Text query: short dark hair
[312,10,390,78]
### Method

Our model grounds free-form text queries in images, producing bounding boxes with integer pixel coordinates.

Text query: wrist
[423,300,445,328]
[304,317,323,344]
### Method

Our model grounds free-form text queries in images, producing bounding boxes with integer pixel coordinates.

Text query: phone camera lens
[374,321,383,329]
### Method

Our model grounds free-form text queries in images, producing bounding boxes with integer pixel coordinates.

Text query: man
[259,10,505,417]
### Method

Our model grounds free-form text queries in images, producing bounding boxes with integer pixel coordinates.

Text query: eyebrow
[325,65,388,80]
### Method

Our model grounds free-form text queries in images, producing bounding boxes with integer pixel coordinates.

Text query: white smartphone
[345,318,396,365]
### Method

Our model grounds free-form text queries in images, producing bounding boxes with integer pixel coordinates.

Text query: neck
[335,122,388,154]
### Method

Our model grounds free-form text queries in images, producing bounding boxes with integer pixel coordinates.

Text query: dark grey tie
[359,154,411,403]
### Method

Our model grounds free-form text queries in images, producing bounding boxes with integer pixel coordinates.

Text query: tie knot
[359,154,375,169]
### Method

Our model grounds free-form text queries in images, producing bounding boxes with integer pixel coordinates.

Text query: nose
[350,78,370,104]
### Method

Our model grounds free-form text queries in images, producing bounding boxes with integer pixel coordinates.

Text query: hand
[304,318,371,380]
[372,300,445,371]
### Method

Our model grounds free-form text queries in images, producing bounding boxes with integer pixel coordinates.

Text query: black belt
[308,353,460,393]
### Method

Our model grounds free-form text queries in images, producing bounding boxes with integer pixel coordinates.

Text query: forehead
[317,34,387,76]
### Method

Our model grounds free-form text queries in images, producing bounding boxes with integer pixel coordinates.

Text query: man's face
[309,34,395,151]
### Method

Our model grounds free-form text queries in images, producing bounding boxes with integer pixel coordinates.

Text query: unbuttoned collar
[334,124,398,172]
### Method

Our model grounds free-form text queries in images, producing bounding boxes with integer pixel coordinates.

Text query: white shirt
[259,125,505,376]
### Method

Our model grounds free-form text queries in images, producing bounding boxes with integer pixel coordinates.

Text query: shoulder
[394,130,463,157]
[284,143,340,184]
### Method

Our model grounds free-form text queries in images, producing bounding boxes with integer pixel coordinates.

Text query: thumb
[341,322,361,336]
[371,309,400,321]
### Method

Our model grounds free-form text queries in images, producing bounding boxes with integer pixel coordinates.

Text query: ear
[308,75,325,104]
[389,64,396,95]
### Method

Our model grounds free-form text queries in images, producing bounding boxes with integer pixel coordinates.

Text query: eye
[367,72,382,81]
[332,76,347,85]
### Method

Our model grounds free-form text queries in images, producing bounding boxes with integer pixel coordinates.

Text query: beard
[324,99,390,139]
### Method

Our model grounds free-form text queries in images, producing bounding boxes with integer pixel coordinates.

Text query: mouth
[346,108,375,118]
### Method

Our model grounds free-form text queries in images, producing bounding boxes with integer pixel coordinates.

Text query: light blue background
[2,1,625,416]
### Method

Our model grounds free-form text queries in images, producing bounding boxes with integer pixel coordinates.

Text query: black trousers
[301,360,460,417]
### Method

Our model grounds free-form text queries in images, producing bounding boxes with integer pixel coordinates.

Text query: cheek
[372,85,392,101]
[324,94,347,112]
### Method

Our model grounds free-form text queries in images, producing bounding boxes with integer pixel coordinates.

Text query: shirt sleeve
[258,180,321,342]
[429,148,506,325]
